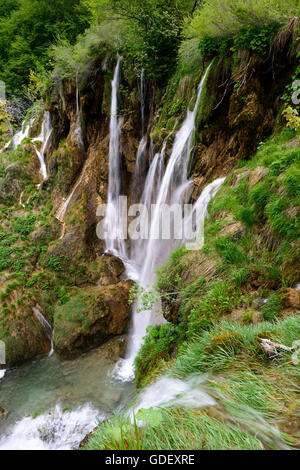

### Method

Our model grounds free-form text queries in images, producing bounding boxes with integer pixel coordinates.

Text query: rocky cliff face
[0,30,297,367]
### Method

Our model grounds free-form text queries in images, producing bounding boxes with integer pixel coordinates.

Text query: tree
[0,0,91,95]
[107,0,194,83]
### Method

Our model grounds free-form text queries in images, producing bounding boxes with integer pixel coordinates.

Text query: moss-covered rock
[53,280,134,358]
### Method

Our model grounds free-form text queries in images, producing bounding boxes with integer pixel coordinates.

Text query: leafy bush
[0,0,91,95]
[186,0,297,40]
[135,323,181,386]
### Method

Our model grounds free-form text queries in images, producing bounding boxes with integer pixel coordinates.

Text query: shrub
[186,0,297,40]
[135,323,181,386]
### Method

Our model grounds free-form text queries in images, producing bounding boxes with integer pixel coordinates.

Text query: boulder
[54,280,134,358]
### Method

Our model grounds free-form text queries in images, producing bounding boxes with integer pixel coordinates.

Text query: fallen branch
[260,338,293,360]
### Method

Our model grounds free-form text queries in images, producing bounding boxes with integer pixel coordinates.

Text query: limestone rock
[54,280,134,358]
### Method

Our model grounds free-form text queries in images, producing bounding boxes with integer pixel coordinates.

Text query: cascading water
[19,191,25,208]
[32,112,52,181]
[0,405,101,450]
[12,119,33,150]
[1,62,226,449]
[55,77,86,230]
[32,307,54,357]
[75,71,84,150]
[114,63,225,381]
[133,69,147,180]
[56,159,88,226]
[103,58,128,259]
[0,118,33,153]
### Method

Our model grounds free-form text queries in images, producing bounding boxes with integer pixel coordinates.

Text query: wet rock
[54,280,134,358]
[97,335,128,361]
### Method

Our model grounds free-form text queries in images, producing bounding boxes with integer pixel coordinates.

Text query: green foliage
[261,293,282,321]
[265,196,294,238]
[188,282,241,336]
[198,24,280,58]
[12,214,36,237]
[102,0,197,83]
[84,406,263,450]
[186,0,297,40]
[174,315,300,376]
[232,267,250,287]
[215,237,248,265]
[54,292,90,333]
[134,323,181,386]
[49,23,114,80]
[237,207,254,228]
[177,38,203,75]
[0,0,91,95]
[283,165,300,199]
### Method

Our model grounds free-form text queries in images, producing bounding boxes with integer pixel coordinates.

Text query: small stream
[0,348,134,450]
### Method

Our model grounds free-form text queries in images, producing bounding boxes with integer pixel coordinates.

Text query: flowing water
[75,71,84,150]
[103,57,127,259]
[19,191,25,208]
[56,78,86,229]
[56,159,89,225]
[0,62,228,449]
[32,307,54,357]
[0,118,33,153]
[32,112,52,180]
[115,64,219,381]
[0,348,134,450]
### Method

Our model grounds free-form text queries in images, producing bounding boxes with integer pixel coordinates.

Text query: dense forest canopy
[0,0,299,98]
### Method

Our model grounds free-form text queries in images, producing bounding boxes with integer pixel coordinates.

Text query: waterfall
[115,63,224,381]
[12,119,33,150]
[75,71,84,150]
[55,77,86,230]
[56,159,88,226]
[32,307,54,357]
[19,191,25,208]
[0,118,33,153]
[103,57,127,259]
[132,70,148,198]
[132,376,215,416]
[32,112,52,181]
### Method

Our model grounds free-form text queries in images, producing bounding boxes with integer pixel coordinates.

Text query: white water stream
[32,307,54,357]
[102,57,127,259]
[113,63,222,381]
[32,111,52,181]
[0,62,228,450]
[0,404,100,450]
[56,76,86,228]
[56,159,88,225]
[0,118,33,154]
